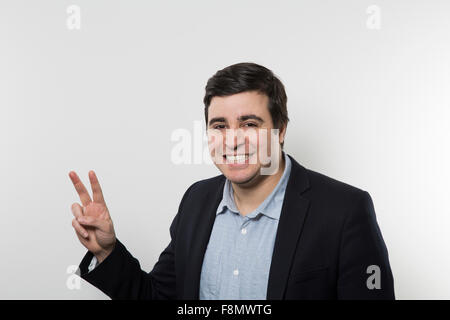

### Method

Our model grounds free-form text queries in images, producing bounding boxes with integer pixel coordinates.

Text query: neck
[231,152,286,216]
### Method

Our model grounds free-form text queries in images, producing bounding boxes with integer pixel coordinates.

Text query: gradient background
[1,0,449,299]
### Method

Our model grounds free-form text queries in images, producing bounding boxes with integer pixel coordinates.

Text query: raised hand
[69,170,116,263]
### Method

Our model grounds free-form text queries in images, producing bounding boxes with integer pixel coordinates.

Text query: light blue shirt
[199,152,292,299]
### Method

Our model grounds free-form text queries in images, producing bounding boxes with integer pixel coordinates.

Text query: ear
[279,124,287,145]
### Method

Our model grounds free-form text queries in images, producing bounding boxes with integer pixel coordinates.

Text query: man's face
[207,90,285,185]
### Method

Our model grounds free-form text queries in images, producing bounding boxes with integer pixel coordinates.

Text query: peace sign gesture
[69,170,116,263]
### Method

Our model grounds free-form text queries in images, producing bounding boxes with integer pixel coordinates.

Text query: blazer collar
[215,151,293,221]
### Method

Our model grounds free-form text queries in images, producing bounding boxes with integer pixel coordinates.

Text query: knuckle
[71,218,77,228]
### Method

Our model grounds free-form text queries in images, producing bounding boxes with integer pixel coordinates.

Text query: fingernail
[83,232,88,238]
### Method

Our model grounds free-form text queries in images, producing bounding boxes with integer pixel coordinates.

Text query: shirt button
[241,228,247,235]
[233,269,239,276]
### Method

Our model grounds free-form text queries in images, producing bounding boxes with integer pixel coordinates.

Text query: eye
[244,122,257,127]
[213,124,226,129]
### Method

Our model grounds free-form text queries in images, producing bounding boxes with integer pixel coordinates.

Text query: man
[69,62,395,299]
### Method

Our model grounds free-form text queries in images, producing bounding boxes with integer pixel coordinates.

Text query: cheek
[207,131,224,154]
[254,129,271,151]
[247,134,258,149]
[208,140,220,154]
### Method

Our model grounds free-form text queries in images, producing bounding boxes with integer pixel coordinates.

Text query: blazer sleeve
[337,191,395,300]
[77,182,196,300]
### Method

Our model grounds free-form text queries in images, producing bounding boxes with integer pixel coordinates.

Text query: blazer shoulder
[304,167,369,205]
[300,167,376,226]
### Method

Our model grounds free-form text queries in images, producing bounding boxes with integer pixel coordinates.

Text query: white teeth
[226,154,249,162]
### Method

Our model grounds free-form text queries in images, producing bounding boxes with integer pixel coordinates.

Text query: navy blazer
[78,154,395,299]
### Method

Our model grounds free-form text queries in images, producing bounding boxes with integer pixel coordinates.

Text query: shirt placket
[228,214,251,298]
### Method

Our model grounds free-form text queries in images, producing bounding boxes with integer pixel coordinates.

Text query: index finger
[89,170,105,204]
[69,171,92,206]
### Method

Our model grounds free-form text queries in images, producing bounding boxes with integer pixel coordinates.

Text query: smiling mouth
[223,153,255,163]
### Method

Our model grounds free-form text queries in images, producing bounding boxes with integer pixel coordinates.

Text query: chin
[222,166,260,184]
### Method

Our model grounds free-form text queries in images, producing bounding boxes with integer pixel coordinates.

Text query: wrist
[94,241,116,264]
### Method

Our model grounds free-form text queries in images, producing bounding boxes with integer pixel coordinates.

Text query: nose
[224,128,246,152]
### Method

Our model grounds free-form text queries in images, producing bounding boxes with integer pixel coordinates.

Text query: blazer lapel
[266,154,311,299]
[183,176,225,299]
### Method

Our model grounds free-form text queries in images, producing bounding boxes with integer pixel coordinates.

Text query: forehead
[208,91,270,120]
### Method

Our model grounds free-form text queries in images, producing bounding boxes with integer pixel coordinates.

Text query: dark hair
[203,62,289,148]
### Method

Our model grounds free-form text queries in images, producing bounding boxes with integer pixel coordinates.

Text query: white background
[1,0,449,299]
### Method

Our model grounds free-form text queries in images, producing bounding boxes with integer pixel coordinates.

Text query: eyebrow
[208,114,265,127]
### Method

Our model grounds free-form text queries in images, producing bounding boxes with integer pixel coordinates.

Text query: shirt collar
[216,151,292,220]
